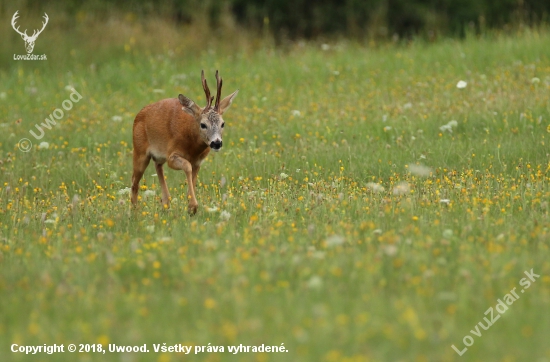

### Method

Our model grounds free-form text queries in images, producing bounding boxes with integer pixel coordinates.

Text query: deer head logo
[11,11,49,54]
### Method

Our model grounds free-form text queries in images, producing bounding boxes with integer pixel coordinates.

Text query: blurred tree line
[8,0,550,40]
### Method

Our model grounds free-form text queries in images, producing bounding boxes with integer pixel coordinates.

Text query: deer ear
[218,90,239,115]
[178,94,202,117]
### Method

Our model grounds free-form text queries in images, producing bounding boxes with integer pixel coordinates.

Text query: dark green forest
[3,0,550,40]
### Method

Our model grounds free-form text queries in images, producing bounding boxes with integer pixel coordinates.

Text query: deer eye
[221,122,225,128]
[200,123,207,129]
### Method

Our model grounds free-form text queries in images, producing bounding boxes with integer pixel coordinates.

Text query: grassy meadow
[1,14,550,362]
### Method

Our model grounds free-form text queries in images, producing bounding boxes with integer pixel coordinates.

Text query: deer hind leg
[154,162,171,207]
[168,153,198,215]
[131,153,151,205]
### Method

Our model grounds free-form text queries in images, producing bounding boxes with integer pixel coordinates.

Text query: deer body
[131,70,238,214]
[134,98,210,166]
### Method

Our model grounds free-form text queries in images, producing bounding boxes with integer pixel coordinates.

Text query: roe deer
[131,70,238,214]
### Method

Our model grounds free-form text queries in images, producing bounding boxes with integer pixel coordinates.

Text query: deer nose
[210,140,222,150]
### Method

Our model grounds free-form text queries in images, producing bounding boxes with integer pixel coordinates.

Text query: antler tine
[11,10,19,25]
[201,70,213,110]
[26,13,49,40]
[36,13,49,35]
[11,11,28,37]
[214,70,223,112]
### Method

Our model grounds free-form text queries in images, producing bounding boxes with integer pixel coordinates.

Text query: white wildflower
[307,276,323,290]
[439,199,450,205]
[408,164,433,177]
[38,142,49,149]
[280,172,289,179]
[456,80,467,89]
[531,77,540,84]
[112,115,123,122]
[392,182,410,195]
[291,110,301,117]
[143,190,155,198]
[118,187,131,195]
[366,182,385,193]
[440,120,458,133]
[220,210,231,221]
[443,229,453,239]
[440,124,453,133]
[383,244,398,256]
[325,234,345,247]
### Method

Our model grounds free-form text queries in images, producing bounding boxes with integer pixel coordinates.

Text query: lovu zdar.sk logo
[12,10,48,60]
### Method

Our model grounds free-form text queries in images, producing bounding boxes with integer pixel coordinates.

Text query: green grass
[1,16,550,362]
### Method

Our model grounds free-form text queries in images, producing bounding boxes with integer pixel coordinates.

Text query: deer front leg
[168,154,198,215]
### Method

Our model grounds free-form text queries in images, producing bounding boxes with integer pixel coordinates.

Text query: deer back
[133,98,210,165]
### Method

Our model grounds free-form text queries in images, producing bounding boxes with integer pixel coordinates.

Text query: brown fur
[131,71,238,214]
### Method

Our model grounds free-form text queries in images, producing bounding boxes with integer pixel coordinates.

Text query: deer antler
[11,11,28,38]
[31,13,49,39]
[214,70,223,112]
[201,70,213,111]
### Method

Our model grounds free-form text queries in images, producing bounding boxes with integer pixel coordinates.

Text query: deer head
[11,11,49,54]
[178,70,239,152]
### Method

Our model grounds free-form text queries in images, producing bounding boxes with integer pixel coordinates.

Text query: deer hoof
[188,203,198,215]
